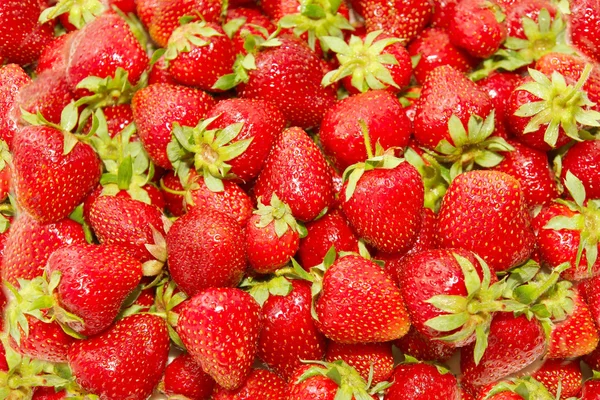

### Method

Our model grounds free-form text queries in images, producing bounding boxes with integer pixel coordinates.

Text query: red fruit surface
[360,0,434,41]
[569,0,600,62]
[161,353,215,400]
[211,369,287,399]
[13,315,75,363]
[0,64,31,146]
[326,342,395,384]
[531,359,582,399]
[384,362,460,400]
[560,140,600,200]
[394,327,456,362]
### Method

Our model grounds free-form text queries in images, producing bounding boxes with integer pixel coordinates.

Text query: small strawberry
[394,327,455,362]
[326,342,395,385]
[560,139,600,201]
[177,287,262,390]
[253,126,334,222]
[531,359,582,399]
[226,8,276,55]
[68,313,170,400]
[384,359,460,400]
[0,64,31,146]
[211,369,287,399]
[166,207,247,297]
[358,0,433,41]
[159,352,215,400]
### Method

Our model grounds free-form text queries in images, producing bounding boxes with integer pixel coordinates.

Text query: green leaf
[544,215,584,231]
[453,253,481,296]
[564,171,587,207]
[473,323,489,365]
[425,295,468,313]
[425,312,469,332]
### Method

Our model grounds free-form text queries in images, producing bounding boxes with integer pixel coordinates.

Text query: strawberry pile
[1,0,600,398]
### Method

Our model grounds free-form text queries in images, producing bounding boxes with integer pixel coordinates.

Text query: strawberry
[137,0,161,28]
[581,374,600,400]
[492,139,558,207]
[177,287,262,390]
[18,70,76,125]
[384,360,460,400]
[132,83,216,169]
[449,0,507,58]
[476,377,563,400]
[560,140,600,200]
[32,387,67,400]
[68,313,170,400]
[0,64,31,146]
[460,313,546,387]
[149,0,224,47]
[297,209,359,270]
[394,327,455,362]
[475,71,522,136]
[569,0,600,63]
[326,342,394,385]
[532,172,600,281]
[226,8,276,55]
[254,279,326,380]
[530,359,582,399]
[359,0,433,41]
[148,55,178,85]
[319,90,412,173]
[504,0,557,39]
[1,213,86,285]
[211,369,287,399]
[161,171,186,216]
[253,126,334,222]
[408,28,478,85]
[159,352,215,399]
[437,171,536,272]
[166,207,247,297]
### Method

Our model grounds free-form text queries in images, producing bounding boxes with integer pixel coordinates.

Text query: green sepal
[163,21,223,65]
[39,0,105,29]
[404,147,449,212]
[254,193,304,237]
[74,67,145,111]
[239,275,294,306]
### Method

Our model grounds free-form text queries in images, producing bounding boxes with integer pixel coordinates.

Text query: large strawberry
[211,369,287,399]
[253,127,334,222]
[437,170,536,272]
[68,314,170,399]
[0,64,31,146]
[166,207,247,296]
[384,359,460,400]
[159,352,215,399]
[177,287,262,390]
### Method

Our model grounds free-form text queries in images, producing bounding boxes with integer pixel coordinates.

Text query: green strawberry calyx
[485,376,560,400]
[38,0,105,29]
[404,147,449,212]
[514,65,600,147]
[155,21,224,68]
[321,30,403,93]
[145,280,188,349]
[240,275,294,306]
[424,253,526,365]
[433,111,514,181]
[342,120,405,200]
[141,217,173,277]
[254,193,308,238]
[167,115,252,192]
[544,171,600,275]
[278,0,354,52]
[297,360,391,399]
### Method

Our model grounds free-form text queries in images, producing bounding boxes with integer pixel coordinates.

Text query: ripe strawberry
[359,0,433,41]
[177,288,262,390]
[326,342,394,385]
[68,314,170,400]
[384,361,460,400]
[475,71,522,136]
[18,70,76,125]
[319,90,411,173]
[137,0,161,28]
[437,171,535,272]
[408,27,478,85]
[581,375,600,400]
[460,313,546,387]
[256,279,326,380]
[226,7,276,55]
[166,207,247,297]
[531,359,582,399]
[0,64,31,146]
[314,254,411,343]
[253,126,334,222]
[394,327,455,362]
[492,139,558,207]
[132,83,216,169]
[211,369,287,399]
[1,213,86,285]
[32,387,67,400]
[569,0,600,63]
[159,352,215,399]
[560,139,600,201]
[475,377,561,400]
[161,171,186,216]
[504,0,557,39]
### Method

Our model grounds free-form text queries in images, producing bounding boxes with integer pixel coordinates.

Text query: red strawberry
[253,126,334,222]
[475,71,522,136]
[256,279,326,380]
[148,55,178,85]
[68,314,170,400]
[226,8,275,55]
[177,287,262,390]
[211,369,287,399]
[137,0,162,28]
[161,171,186,216]
[166,207,247,297]
[160,352,215,399]
[394,327,455,362]
[18,70,75,125]
[560,139,600,200]
[384,361,460,400]
[32,387,67,400]
[460,313,546,387]
[408,27,478,85]
[0,64,31,146]
[581,375,600,400]
[475,377,562,400]
[132,83,216,169]
[359,0,433,41]
[437,171,535,272]
[531,359,582,399]
[504,0,557,39]
[319,90,411,173]
[569,0,600,63]
[1,213,86,285]
[326,342,394,385]
[314,254,411,343]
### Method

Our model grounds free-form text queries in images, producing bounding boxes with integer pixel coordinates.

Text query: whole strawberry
[211,369,287,399]
[177,287,262,390]
[159,352,215,399]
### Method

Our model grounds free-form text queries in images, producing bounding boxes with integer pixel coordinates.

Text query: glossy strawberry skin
[581,379,600,400]
[211,369,287,399]
[205,98,286,182]
[0,64,31,146]
[560,140,600,200]
[32,387,67,400]
[12,126,102,224]
[237,36,337,129]
[18,69,75,125]
[315,255,411,343]
[1,213,86,286]
[253,127,334,222]
[476,72,523,136]
[246,214,300,274]
[384,363,460,400]
[287,364,347,400]
[226,8,275,55]
[531,359,582,399]
[504,0,557,39]
[177,288,262,391]
[437,171,535,273]
[326,342,394,385]
[319,90,412,173]
[569,0,600,63]
[340,161,424,254]
[166,208,247,297]
[132,83,216,169]
[68,314,170,400]
[46,243,143,336]
[394,327,455,362]
[360,0,434,42]
[258,280,326,380]
[161,352,215,400]
[12,315,75,363]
